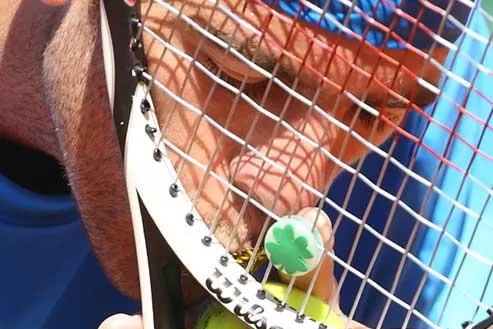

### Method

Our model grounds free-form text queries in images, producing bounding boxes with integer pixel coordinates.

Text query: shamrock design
[265,223,314,275]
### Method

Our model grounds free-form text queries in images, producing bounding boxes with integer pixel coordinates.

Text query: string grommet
[145,124,157,137]
[185,213,194,226]
[219,255,228,266]
[129,15,141,29]
[169,183,179,197]
[275,302,285,312]
[202,236,212,246]
[130,38,142,52]
[132,64,147,81]
[256,289,266,299]
[140,99,151,114]
[153,148,162,161]
[238,274,248,284]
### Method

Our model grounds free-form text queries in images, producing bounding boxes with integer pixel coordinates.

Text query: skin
[0,0,449,327]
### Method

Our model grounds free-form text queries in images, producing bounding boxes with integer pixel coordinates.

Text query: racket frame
[101,1,338,328]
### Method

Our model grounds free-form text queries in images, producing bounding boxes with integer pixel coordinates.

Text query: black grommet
[295,314,305,323]
[238,274,248,284]
[132,64,147,81]
[275,303,285,312]
[256,289,266,299]
[185,213,194,225]
[488,308,493,316]
[130,16,141,28]
[319,324,328,329]
[130,38,142,52]
[462,321,472,329]
[141,99,151,114]
[153,148,162,161]
[169,183,179,197]
[145,124,157,137]
[219,255,228,266]
[202,236,211,246]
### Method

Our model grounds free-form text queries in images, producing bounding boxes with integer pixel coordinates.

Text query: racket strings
[148,0,486,288]
[134,0,493,328]
[406,104,493,328]
[315,2,428,324]
[261,0,415,318]
[218,0,391,293]
[351,4,493,327]
[302,0,493,140]
[404,20,493,324]
[185,5,280,249]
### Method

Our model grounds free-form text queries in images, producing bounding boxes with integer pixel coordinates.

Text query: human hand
[41,0,135,6]
[276,207,370,329]
[98,314,143,329]
[41,0,67,5]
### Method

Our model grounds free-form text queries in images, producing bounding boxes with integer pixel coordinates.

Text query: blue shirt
[0,174,139,329]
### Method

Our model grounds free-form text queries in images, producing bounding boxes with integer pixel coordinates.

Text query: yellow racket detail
[195,282,345,329]
[232,248,267,274]
[194,303,244,329]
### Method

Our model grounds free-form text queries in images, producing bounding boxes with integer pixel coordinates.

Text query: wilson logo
[205,269,283,329]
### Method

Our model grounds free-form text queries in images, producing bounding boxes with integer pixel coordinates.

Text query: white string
[138,1,493,327]
[142,62,493,274]
[151,0,493,229]
[142,22,493,269]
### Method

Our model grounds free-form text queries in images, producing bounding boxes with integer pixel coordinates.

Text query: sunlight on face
[141,0,447,250]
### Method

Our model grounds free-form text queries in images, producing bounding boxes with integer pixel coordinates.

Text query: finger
[345,318,372,329]
[41,0,68,5]
[297,207,335,251]
[98,314,143,329]
[278,207,338,304]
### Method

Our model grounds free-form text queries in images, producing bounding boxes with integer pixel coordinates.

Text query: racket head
[102,1,493,329]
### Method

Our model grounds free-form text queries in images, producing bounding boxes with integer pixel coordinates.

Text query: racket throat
[139,195,186,329]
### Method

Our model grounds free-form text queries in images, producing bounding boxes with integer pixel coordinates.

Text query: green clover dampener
[264,215,324,277]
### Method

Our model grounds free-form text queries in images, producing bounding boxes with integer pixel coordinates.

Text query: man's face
[141,0,446,250]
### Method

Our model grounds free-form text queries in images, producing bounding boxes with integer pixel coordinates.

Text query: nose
[229,134,330,216]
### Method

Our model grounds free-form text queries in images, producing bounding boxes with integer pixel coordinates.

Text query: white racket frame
[124,83,339,329]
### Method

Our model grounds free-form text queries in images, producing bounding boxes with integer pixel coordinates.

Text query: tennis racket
[100,1,493,329]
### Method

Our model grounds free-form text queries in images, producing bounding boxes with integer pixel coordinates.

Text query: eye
[202,56,268,97]
[355,100,407,132]
[351,103,385,131]
[359,108,382,130]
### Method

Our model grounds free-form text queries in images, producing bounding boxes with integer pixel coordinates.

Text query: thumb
[278,207,338,305]
[98,314,143,329]
[41,0,68,5]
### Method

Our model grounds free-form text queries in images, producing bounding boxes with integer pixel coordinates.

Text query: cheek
[329,110,405,168]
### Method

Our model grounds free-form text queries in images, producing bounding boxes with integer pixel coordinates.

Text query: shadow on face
[140,0,448,250]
